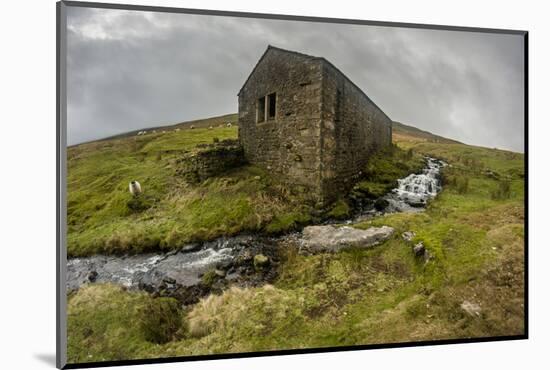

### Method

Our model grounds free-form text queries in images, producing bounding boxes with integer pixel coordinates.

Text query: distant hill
[79,113,239,145]
[73,114,461,147]
[391,121,461,144]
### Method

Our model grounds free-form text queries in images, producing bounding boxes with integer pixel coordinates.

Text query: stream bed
[67,157,446,303]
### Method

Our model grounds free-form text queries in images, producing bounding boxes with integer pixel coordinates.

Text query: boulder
[413,242,426,257]
[460,300,481,317]
[180,243,201,253]
[214,269,226,278]
[253,254,270,270]
[87,270,98,282]
[374,198,389,211]
[402,231,416,242]
[301,225,394,253]
[162,276,176,284]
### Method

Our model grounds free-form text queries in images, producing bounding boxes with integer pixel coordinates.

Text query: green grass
[67,123,318,256]
[67,120,420,256]
[327,199,351,219]
[67,128,525,362]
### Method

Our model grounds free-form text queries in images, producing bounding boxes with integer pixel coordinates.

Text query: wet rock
[301,225,394,253]
[162,277,176,284]
[460,300,481,317]
[408,200,426,208]
[216,260,233,271]
[214,269,226,278]
[169,284,210,306]
[402,231,416,242]
[253,254,270,270]
[225,271,240,281]
[374,198,389,211]
[180,243,201,253]
[88,270,98,282]
[413,242,426,257]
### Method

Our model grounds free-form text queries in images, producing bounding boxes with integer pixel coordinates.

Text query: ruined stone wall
[320,62,392,203]
[176,140,245,184]
[238,49,323,194]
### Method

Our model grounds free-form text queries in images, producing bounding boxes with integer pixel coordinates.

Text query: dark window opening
[267,93,277,120]
[257,97,266,123]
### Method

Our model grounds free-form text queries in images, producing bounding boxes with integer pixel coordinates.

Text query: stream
[67,157,446,303]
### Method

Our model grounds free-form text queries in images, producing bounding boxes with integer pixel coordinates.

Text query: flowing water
[384,157,445,212]
[66,157,446,294]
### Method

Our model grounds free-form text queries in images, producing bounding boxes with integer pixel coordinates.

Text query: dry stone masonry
[238,46,392,204]
[176,139,245,183]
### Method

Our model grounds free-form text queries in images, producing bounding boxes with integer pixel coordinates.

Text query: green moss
[327,199,351,219]
[352,181,390,199]
[201,269,219,288]
[265,210,312,234]
[253,254,269,271]
[350,145,424,201]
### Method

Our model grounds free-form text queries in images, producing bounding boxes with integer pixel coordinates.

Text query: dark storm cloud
[66,7,524,151]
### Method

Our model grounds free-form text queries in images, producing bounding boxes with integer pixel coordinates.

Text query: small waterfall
[384,157,446,212]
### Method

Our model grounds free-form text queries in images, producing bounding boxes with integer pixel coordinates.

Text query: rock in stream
[301,225,395,253]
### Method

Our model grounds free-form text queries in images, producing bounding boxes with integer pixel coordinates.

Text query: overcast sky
[66,6,525,151]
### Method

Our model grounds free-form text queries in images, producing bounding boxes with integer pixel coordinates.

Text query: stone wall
[238,47,324,195]
[176,140,245,183]
[320,62,392,202]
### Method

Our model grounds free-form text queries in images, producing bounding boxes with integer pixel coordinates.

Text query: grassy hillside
[391,121,462,145]
[79,113,238,144]
[67,116,525,363]
[67,115,422,256]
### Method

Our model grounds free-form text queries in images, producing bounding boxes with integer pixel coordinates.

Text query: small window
[257,97,266,123]
[267,93,277,120]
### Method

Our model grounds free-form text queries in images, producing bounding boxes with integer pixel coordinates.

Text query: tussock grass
[138,297,182,344]
[67,284,185,362]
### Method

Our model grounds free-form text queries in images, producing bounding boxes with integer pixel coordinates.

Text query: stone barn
[238,45,392,204]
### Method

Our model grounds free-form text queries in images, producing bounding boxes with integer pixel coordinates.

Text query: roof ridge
[266,44,320,60]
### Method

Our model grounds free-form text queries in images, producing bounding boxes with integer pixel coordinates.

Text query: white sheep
[175,128,180,132]
[226,122,232,127]
[129,180,142,196]
[208,126,213,130]
[190,125,195,129]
